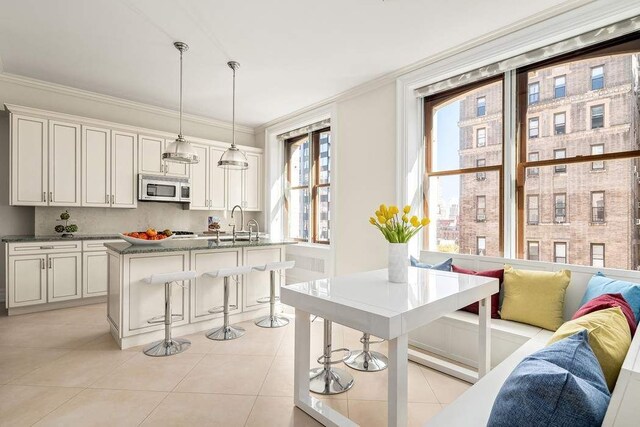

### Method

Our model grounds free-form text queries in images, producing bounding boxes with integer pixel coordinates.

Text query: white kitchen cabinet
[47,252,82,302]
[48,121,81,206]
[189,144,210,210]
[227,168,244,209]
[7,255,47,307]
[190,249,241,322]
[244,152,262,211]
[138,134,188,178]
[210,147,227,210]
[111,131,137,208]
[82,125,111,207]
[83,252,108,297]
[10,114,48,206]
[243,246,283,311]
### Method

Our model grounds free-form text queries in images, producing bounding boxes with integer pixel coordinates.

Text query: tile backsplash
[34,203,262,235]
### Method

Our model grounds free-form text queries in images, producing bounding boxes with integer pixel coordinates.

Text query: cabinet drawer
[83,239,124,252]
[8,241,82,255]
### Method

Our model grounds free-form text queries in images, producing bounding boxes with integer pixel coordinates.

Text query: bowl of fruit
[119,229,175,245]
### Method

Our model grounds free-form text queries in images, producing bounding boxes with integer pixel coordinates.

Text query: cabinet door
[190,249,241,322]
[11,114,48,206]
[7,255,47,307]
[111,131,138,208]
[189,144,210,210]
[47,253,82,302]
[227,168,243,210]
[48,121,81,206]
[83,251,108,297]
[244,152,262,211]
[163,139,190,178]
[82,126,111,207]
[138,135,164,175]
[243,247,282,311]
[210,147,227,210]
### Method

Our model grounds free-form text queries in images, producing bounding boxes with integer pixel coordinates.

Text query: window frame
[527,194,539,225]
[591,191,605,224]
[553,149,567,173]
[527,152,539,177]
[528,82,539,105]
[591,65,604,90]
[476,195,487,222]
[591,144,605,170]
[554,75,566,98]
[476,158,487,180]
[591,104,605,129]
[591,243,605,267]
[477,236,486,256]
[528,117,539,139]
[527,241,540,261]
[554,242,568,263]
[554,193,567,223]
[554,112,566,135]
[477,96,486,116]
[476,127,487,147]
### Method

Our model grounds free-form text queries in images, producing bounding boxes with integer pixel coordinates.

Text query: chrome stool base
[206,325,246,341]
[143,337,191,357]
[255,315,289,328]
[309,367,354,395]
[344,350,388,372]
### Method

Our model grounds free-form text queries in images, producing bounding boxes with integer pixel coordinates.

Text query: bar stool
[253,261,295,328]
[344,333,388,372]
[309,319,355,395]
[143,270,197,357]
[204,265,252,340]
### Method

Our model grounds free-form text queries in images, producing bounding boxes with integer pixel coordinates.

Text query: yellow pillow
[500,265,570,331]
[547,307,631,391]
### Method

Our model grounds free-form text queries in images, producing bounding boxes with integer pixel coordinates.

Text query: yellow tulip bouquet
[369,204,430,243]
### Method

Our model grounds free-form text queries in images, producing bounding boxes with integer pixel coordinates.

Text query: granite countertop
[104,238,297,255]
[2,234,122,243]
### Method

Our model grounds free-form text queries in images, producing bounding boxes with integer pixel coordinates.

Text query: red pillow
[452,265,503,319]
[572,293,636,336]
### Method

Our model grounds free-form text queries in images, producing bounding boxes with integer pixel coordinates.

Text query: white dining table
[280,266,499,427]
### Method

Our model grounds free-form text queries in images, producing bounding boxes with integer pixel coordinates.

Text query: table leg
[294,308,311,404]
[478,296,491,378]
[388,333,408,427]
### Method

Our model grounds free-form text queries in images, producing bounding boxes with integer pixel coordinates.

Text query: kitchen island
[105,238,296,349]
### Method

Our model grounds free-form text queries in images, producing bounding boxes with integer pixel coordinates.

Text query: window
[554,112,566,135]
[554,75,566,98]
[527,195,539,224]
[476,196,486,222]
[591,244,605,267]
[477,97,486,116]
[591,66,604,90]
[527,152,539,177]
[528,83,539,104]
[477,237,486,256]
[285,127,331,243]
[554,149,566,173]
[591,191,605,223]
[554,242,567,263]
[476,159,486,180]
[476,128,486,147]
[591,105,604,129]
[528,117,539,139]
[554,193,567,223]
[527,241,540,261]
[591,144,605,170]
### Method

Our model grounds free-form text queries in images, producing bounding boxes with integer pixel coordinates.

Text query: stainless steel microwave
[138,174,191,203]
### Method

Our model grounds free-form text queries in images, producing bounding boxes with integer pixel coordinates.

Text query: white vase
[388,243,408,283]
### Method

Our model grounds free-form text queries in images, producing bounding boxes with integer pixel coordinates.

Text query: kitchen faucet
[231,205,245,232]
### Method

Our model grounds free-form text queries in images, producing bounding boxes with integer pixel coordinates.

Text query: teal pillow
[410,256,452,271]
[581,272,640,322]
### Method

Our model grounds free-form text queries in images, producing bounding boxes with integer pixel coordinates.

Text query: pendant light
[218,61,248,170]
[163,42,199,164]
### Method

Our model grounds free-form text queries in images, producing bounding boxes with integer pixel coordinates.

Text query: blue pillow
[581,272,640,322]
[409,256,452,271]
[488,330,610,427]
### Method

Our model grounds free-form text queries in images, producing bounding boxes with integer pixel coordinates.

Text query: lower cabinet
[190,249,241,322]
[7,255,47,307]
[47,253,82,302]
[83,251,109,297]
[243,246,284,311]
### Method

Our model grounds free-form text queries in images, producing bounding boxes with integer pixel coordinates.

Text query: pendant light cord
[179,47,183,137]
[231,64,236,148]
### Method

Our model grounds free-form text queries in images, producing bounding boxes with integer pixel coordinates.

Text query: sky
[435,99,461,205]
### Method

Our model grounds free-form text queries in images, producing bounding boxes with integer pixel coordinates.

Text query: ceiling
[0,0,573,128]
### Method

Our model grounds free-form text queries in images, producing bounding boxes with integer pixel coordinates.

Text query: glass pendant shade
[163,136,199,163]
[218,145,248,169]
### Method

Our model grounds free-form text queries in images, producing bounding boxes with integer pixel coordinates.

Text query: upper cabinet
[48,121,81,206]
[138,134,189,178]
[244,152,262,211]
[111,131,138,208]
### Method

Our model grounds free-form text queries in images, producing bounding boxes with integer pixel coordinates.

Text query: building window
[477,97,486,116]
[528,117,539,139]
[591,144,605,170]
[528,83,540,105]
[591,243,605,267]
[591,66,604,90]
[476,196,486,222]
[285,127,331,244]
[591,191,605,223]
[554,149,566,173]
[554,75,566,98]
[476,159,486,180]
[554,242,567,263]
[476,128,486,147]
[591,105,604,129]
[554,193,567,223]
[554,112,566,135]
[527,195,539,225]
[477,236,486,256]
[527,152,539,177]
[527,241,540,261]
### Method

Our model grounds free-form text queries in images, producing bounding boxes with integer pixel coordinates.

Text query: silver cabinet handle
[48,258,52,269]
[43,192,46,202]
[50,192,53,202]
[106,194,109,204]
[40,246,54,250]
[111,195,114,204]
[40,259,45,269]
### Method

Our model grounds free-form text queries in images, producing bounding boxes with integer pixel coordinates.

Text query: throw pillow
[548,307,631,391]
[451,265,503,318]
[581,272,640,323]
[573,293,636,336]
[488,330,610,427]
[409,256,452,271]
[500,265,570,331]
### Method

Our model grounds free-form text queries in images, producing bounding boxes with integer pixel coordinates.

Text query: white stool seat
[145,271,197,284]
[204,266,252,279]
[252,261,295,272]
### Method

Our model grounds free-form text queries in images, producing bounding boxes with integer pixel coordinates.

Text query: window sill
[290,242,332,250]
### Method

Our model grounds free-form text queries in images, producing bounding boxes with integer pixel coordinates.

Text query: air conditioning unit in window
[477,214,486,222]
[635,219,640,226]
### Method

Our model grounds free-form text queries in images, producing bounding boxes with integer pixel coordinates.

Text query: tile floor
[0,303,471,426]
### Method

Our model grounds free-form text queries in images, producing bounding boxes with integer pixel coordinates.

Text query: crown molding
[0,71,254,135]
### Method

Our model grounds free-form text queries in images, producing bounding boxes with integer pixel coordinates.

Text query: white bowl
[119,233,175,245]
